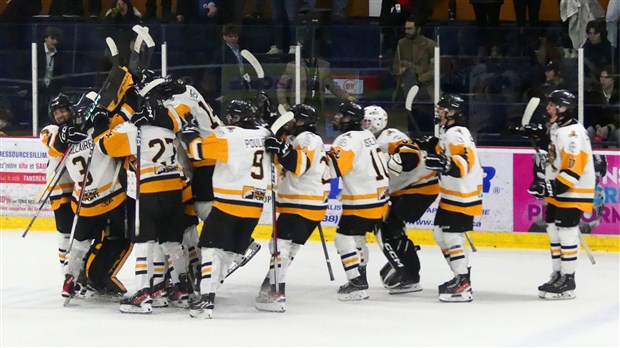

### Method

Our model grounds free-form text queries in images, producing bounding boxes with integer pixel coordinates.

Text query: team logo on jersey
[41,129,49,136]
[81,188,99,201]
[568,130,577,138]
[331,148,342,160]
[242,186,266,201]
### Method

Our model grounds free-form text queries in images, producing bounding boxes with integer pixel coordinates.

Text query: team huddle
[39,54,595,318]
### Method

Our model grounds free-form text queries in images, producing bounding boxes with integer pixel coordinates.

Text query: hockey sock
[558,226,579,275]
[443,233,468,276]
[151,244,167,288]
[546,223,561,272]
[353,235,369,267]
[133,241,155,290]
[183,224,201,275]
[162,242,187,284]
[200,248,230,294]
[289,242,301,265]
[268,238,292,285]
[432,226,450,266]
[56,232,70,274]
[67,239,92,278]
[334,233,361,280]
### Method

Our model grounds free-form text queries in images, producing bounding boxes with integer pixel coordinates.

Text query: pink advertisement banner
[513,151,619,235]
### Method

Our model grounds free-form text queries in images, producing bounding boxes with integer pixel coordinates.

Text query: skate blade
[542,291,575,300]
[62,296,73,307]
[439,291,473,303]
[389,283,422,295]
[189,308,213,319]
[254,298,286,313]
[337,290,369,302]
[119,303,153,314]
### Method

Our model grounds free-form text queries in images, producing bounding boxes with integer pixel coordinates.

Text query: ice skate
[168,273,193,308]
[255,283,286,313]
[150,281,169,308]
[542,273,576,300]
[61,274,76,306]
[537,271,561,298]
[388,277,422,295]
[119,288,152,314]
[189,293,215,319]
[380,265,422,295]
[438,274,473,303]
[337,267,369,301]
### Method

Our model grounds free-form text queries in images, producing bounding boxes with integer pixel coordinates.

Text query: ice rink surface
[1,230,618,347]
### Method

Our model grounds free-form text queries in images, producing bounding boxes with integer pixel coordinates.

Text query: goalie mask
[48,93,74,126]
[363,105,388,135]
[435,94,464,125]
[332,101,364,133]
[225,100,259,128]
[290,104,318,135]
[545,89,575,124]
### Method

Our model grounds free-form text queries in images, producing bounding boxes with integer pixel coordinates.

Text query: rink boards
[1,137,618,252]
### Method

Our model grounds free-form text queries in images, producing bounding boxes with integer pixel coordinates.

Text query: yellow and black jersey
[276,131,330,221]
[97,122,184,194]
[40,125,74,210]
[186,125,271,219]
[545,120,595,212]
[437,124,483,216]
[376,127,439,197]
[328,129,389,220]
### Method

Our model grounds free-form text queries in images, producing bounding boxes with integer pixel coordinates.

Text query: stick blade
[105,37,119,57]
[521,97,541,126]
[270,111,294,136]
[277,104,288,116]
[240,49,265,79]
[405,85,419,111]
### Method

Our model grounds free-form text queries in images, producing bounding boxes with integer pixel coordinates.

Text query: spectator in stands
[587,65,619,145]
[393,15,435,134]
[513,0,541,27]
[105,0,142,22]
[560,0,604,49]
[246,0,265,19]
[201,23,249,113]
[583,19,614,72]
[276,45,355,115]
[176,0,219,23]
[0,0,41,22]
[38,26,63,129]
[266,1,298,54]
[470,0,503,28]
[380,0,413,62]
[104,0,142,67]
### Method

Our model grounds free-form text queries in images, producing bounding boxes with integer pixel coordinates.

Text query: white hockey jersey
[375,128,439,196]
[437,124,483,216]
[186,125,271,219]
[40,125,74,210]
[45,127,125,217]
[329,129,390,219]
[98,122,185,194]
[545,119,595,212]
[276,131,330,221]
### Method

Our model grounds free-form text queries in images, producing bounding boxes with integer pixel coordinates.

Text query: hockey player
[424,94,483,303]
[254,104,331,312]
[42,92,130,304]
[40,94,76,276]
[182,100,271,319]
[362,105,439,294]
[534,90,595,300]
[328,101,390,301]
[97,86,190,314]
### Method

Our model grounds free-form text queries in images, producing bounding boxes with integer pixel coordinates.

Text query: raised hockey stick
[240,49,264,91]
[521,97,540,127]
[129,25,156,77]
[317,224,335,281]
[268,111,295,292]
[405,85,423,138]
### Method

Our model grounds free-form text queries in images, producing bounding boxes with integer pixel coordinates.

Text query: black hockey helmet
[72,91,99,126]
[225,99,259,128]
[332,101,364,133]
[48,93,74,125]
[435,94,464,124]
[290,103,318,135]
[545,89,575,122]
[159,76,186,99]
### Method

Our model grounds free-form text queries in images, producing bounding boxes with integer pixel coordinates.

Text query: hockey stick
[317,224,335,281]
[268,111,295,292]
[405,85,423,138]
[129,25,156,77]
[464,232,477,253]
[34,146,71,205]
[240,49,264,91]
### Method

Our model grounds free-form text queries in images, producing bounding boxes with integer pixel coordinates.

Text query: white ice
[1,230,618,347]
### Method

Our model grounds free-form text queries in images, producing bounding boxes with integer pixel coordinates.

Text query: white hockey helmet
[363,105,388,135]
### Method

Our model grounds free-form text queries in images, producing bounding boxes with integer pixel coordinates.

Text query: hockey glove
[124,86,142,113]
[264,136,290,157]
[520,123,545,141]
[387,153,403,176]
[58,125,88,144]
[91,108,110,138]
[413,136,439,155]
[424,154,451,174]
[527,173,547,199]
[131,102,155,127]
[181,112,200,144]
